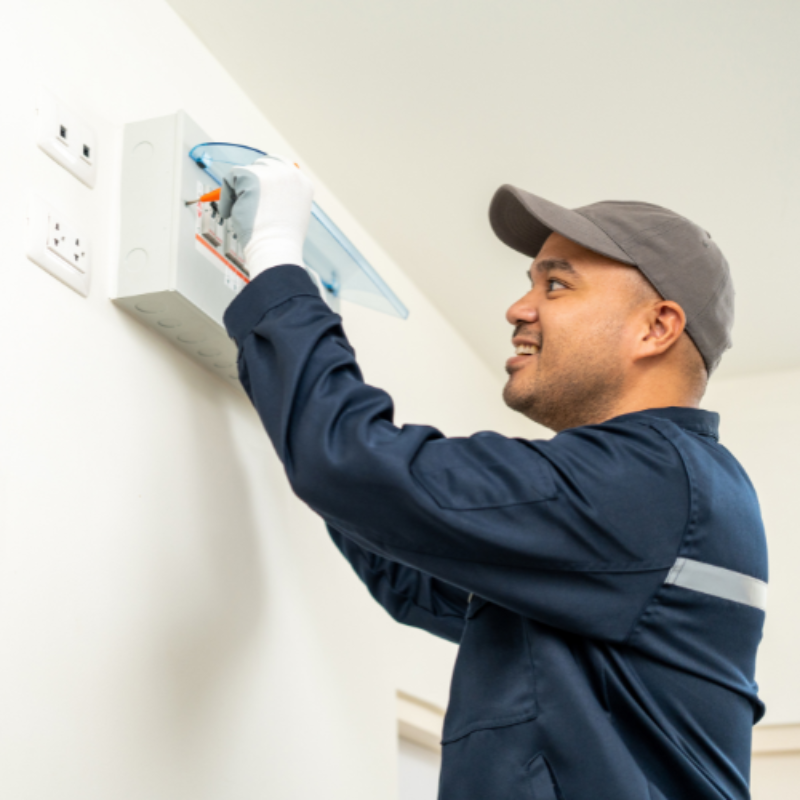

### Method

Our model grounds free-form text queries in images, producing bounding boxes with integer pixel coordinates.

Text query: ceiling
[167,0,800,382]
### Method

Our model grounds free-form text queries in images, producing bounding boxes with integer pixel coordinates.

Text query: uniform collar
[609,406,720,440]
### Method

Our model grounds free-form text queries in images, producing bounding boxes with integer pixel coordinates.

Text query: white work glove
[218,156,314,279]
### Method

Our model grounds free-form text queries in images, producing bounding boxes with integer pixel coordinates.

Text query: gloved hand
[218,155,314,279]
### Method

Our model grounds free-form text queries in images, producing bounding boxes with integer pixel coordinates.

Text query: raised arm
[225,265,689,643]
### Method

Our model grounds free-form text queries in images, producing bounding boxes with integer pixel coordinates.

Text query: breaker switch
[224,223,248,274]
[201,201,224,247]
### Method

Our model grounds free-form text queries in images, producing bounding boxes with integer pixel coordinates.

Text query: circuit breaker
[114,110,407,386]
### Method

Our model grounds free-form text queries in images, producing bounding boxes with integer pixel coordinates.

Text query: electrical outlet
[46,215,88,273]
[35,87,97,189]
[27,194,90,296]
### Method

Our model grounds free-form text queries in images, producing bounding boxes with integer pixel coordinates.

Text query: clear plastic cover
[188,142,408,319]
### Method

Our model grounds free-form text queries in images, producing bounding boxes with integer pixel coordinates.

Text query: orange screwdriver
[185,187,221,206]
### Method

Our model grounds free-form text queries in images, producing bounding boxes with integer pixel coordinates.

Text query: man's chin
[502,372,564,431]
[503,389,560,432]
[502,375,536,416]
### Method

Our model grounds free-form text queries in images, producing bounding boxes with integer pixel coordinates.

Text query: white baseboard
[397,691,800,757]
[753,723,800,755]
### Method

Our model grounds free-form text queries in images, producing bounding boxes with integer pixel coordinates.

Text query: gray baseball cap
[489,185,734,375]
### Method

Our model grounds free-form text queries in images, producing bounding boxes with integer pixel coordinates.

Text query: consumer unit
[114,110,407,385]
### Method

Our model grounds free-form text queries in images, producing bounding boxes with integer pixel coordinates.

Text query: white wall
[752,752,800,800]
[398,738,440,800]
[0,2,530,798]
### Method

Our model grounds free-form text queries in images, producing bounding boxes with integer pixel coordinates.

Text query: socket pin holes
[51,221,86,266]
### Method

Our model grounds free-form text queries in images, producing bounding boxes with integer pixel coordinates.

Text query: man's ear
[636,300,687,361]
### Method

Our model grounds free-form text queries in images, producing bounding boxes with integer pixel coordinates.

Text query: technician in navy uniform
[219,158,767,800]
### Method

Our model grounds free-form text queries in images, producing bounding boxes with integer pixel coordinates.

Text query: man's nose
[506,291,539,327]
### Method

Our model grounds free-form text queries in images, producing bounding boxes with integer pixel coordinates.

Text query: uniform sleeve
[225,266,691,643]
[327,525,467,643]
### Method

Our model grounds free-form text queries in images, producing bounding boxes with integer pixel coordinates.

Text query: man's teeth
[515,344,540,355]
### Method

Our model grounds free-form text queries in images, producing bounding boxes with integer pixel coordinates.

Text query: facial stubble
[503,324,628,432]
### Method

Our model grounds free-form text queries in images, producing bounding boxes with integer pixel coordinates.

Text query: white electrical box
[114,110,407,386]
[115,111,254,383]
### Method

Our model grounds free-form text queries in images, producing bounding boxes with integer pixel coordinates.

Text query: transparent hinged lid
[189,142,408,319]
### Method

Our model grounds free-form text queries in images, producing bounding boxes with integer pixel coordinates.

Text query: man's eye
[547,278,567,291]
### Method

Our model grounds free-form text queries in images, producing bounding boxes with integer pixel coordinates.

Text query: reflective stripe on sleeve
[664,557,767,611]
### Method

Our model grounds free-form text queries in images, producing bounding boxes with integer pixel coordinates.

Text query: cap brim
[489,185,636,266]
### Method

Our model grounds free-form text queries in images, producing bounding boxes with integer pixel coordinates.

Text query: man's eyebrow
[526,258,579,281]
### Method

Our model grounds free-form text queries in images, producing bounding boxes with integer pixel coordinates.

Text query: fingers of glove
[240,160,313,235]
[218,181,236,222]
[219,167,262,249]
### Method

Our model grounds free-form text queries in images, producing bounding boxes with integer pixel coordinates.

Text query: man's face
[503,232,646,432]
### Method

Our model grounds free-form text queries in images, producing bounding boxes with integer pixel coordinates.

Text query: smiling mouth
[506,342,541,374]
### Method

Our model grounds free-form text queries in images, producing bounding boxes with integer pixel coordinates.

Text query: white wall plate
[35,87,97,189]
[26,194,90,297]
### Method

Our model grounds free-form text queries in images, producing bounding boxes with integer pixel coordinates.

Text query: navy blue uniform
[224,265,767,800]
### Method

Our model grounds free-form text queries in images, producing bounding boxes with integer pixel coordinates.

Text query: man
[220,160,767,800]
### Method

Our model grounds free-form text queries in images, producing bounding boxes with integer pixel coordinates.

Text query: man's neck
[602,390,700,425]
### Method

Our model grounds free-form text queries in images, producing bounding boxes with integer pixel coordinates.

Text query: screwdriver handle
[185,187,222,206]
[199,188,221,203]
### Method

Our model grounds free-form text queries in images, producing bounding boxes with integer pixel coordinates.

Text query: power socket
[46,215,88,272]
[35,87,97,189]
[27,194,90,296]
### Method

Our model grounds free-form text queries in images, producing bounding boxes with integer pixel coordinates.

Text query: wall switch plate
[35,87,97,189]
[26,194,90,296]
